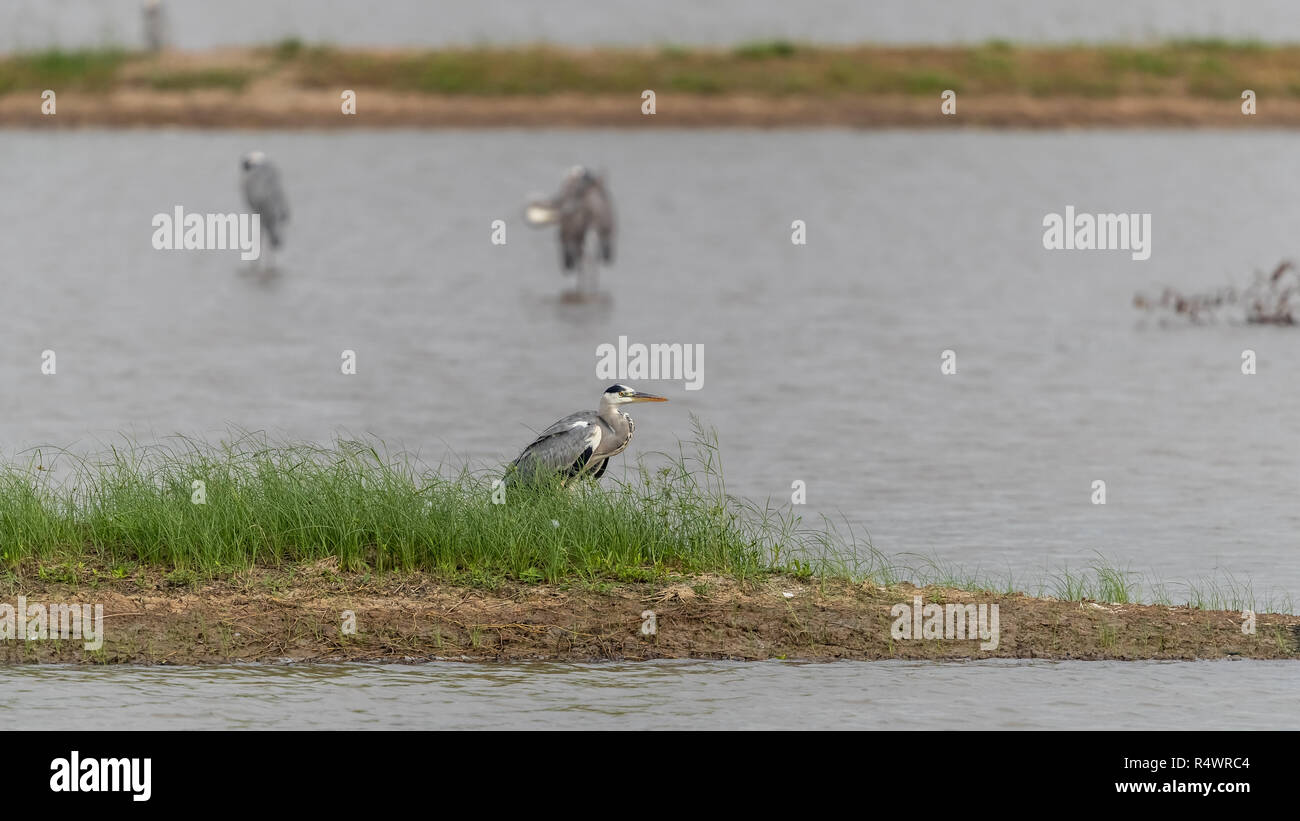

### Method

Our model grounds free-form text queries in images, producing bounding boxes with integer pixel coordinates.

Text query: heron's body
[509,384,666,485]
[557,172,614,271]
[240,152,290,250]
[525,166,614,293]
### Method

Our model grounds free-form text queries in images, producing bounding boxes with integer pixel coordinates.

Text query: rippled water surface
[1,659,1293,730]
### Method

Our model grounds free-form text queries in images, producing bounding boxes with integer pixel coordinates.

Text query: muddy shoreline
[2,563,1295,664]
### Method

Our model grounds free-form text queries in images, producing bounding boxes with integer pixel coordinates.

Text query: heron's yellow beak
[630,392,667,403]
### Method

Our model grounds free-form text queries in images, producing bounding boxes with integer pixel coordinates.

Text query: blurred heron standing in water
[240,151,290,269]
[525,166,615,297]
[142,0,167,52]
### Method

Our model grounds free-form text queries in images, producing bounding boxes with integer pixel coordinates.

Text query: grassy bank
[0,431,1296,663]
[0,429,836,584]
[3,40,1300,127]
[0,430,1293,613]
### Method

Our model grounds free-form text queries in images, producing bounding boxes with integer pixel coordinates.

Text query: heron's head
[602,384,667,406]
[564,165,601,189]
[241,151,268,172]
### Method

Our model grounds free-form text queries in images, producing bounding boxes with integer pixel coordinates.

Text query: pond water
[1,658,1293,730]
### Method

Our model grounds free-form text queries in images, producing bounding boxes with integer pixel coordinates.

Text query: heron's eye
[619,391,632,397]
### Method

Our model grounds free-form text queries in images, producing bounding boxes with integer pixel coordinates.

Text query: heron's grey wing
[243,165,275,213]
[509,413,603,483]
[243,164,289,247]
[588,183,614,263]
[262,166,289,222]
[244,166,288,219]
[558,207,588,270]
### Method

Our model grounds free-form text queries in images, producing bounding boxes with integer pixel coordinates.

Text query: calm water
[2,128,1298,728]
[5,0,1300,50]
[0,129,1297,608]
[1,659,1294,730]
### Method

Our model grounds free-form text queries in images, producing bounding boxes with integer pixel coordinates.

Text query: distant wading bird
[524,166,615,296]
[240,151,290,266]
[508,384,667,486]
[142,0,166,52]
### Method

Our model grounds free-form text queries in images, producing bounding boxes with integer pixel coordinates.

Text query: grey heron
[508,384,666,486]
[240,151,290,263]
[524,166,615,295]
[142,1,166,52]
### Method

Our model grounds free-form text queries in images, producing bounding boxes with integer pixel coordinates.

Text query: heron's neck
[598,402,628,429]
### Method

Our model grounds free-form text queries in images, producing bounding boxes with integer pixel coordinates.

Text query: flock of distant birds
[239,153,656,486]
[1133,261,1300,325]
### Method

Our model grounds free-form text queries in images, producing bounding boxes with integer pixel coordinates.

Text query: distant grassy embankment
[2,39,1300,127]
[278,38,1296,98]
